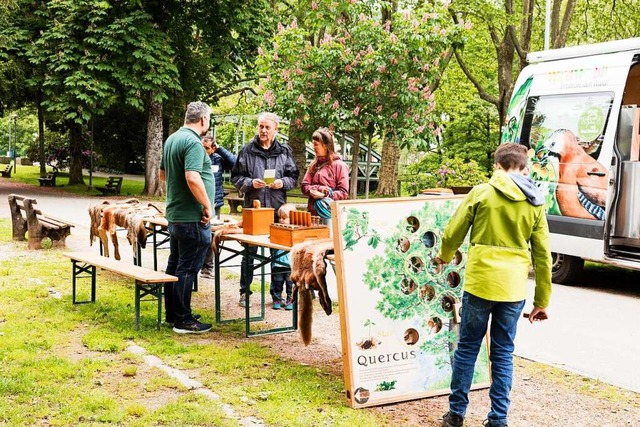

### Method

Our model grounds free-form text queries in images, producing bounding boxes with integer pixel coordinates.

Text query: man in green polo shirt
[160,101,215,334]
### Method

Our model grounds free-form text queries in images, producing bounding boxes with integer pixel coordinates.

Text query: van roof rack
[527,37,640,63]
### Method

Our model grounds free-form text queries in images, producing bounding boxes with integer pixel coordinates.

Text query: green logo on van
[577,106,605,141]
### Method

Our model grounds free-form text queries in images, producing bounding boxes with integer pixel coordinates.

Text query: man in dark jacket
[231,112,299,306]
[200,135,237,278]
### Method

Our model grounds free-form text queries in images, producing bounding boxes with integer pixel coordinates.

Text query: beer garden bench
[8,194,73,249]
[63,251,178,330]
[97,176,123,196]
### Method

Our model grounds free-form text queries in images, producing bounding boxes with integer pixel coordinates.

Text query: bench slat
[64,252,177,283]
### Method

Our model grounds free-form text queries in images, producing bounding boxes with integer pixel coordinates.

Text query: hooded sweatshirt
[438,170,552,308]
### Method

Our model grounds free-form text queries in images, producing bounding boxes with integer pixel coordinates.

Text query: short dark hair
[494,143,528,171]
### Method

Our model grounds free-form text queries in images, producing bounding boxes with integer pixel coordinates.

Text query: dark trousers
[165,222,211,323]
[240,247,278,295]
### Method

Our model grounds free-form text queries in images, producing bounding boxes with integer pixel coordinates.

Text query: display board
[331,196,490,408]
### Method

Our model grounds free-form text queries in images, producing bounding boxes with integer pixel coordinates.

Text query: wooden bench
[38,168,59,187]
[64,251,178,330]
[97,176,123,196]
[1,164,12,178]
[8,194,74,249]
[224,191,307,214]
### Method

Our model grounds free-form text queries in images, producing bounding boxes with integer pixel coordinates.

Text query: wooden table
[215,233,296,337]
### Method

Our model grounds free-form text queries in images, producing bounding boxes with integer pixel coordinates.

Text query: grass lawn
[0,218,387,426]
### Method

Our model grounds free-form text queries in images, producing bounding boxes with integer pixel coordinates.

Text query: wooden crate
[243,208,274,235]
[269,224,330,246]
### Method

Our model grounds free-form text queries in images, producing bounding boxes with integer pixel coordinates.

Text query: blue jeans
[270,267,293,303]
[449,292,525,426]
[164,222,211,323]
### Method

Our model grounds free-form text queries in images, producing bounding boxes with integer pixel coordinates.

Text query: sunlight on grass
[6,165,147,197]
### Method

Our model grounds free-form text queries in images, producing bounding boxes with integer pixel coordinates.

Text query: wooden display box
[269,224,330,246]
[243,208,274,235]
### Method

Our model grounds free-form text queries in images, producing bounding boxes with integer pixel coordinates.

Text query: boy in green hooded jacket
[437,143,552,427]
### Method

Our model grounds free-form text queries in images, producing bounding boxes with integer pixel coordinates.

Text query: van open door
[607,58,640,261]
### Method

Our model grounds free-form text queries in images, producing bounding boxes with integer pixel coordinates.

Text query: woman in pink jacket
[301,128,350,224]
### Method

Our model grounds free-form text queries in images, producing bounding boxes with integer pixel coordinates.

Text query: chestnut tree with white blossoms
[257,0,467,196]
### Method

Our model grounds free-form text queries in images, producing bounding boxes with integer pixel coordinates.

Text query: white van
[502,37,640,283]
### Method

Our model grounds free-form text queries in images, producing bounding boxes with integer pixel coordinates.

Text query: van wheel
[551,253,584,284]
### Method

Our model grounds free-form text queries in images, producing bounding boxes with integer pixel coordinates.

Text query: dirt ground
[204,276,640,427]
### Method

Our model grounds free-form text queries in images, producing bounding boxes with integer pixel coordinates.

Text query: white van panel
[550,233,605,261]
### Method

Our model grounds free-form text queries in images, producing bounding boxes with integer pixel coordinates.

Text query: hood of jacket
[489,170,544,206]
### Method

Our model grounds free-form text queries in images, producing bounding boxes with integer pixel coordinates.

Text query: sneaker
[200,269,214,279]
[442,411,464,427]
[482,420,507,427]
[284,299,294,310]
[165,314,200,324]
[239,295,249,307]
[272,301,281,310]
[172,319,212,334]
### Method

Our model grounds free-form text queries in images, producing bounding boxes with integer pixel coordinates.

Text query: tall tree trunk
[375,136,401,197]
[143,97,164,197]
[68,122,85,185]
[288,121,307,190]
[348,131,361,199]
[37,98,46,178]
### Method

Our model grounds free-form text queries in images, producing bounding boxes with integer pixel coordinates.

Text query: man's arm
[185,170,212,223]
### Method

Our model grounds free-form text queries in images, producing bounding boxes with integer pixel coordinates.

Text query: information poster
[332,196,490,408]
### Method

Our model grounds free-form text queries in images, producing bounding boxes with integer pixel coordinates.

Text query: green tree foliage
[257,0,466,195]
[21,0,180,184]
[401,155,487,195]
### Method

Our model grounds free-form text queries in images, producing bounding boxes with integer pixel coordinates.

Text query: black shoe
[442,411,464,427]
[172,319,212,334]
[166,314,200,324]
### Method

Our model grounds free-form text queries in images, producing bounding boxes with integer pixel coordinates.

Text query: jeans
[270,267,293,303]
[164,222,211,323]
[449,292,525,426]
[240,247,276,296]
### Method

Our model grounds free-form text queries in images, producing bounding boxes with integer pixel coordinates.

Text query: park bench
[224,192,244,214]
[1,164,12,178]
[63,251,178,330]
[8,194,73,249]
[224,191,306,214]
[38,167,59,187]
[97,176,123,196]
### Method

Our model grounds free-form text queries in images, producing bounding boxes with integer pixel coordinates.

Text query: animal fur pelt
[88,199,163,260]
[211,221,244,254]
[289,238,334,346]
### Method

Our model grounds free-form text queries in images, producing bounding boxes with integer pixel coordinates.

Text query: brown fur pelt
[88,199,163,260]
[290,238,334,346]
[211,221,244,253]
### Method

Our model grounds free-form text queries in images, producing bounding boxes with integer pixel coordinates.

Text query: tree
[24,1,180,185]
[449,0,577,132]
[258,0,465,196]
